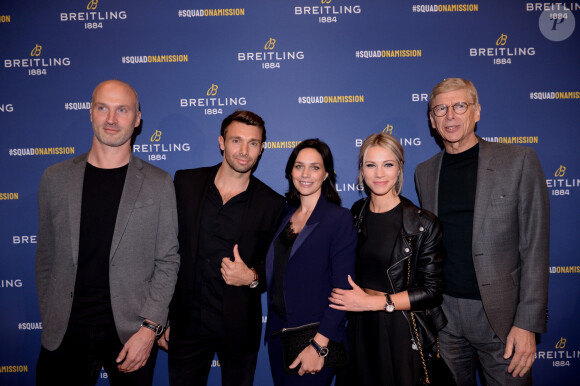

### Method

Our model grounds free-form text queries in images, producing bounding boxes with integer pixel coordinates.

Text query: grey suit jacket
[414,137,549,342]
[35,153,180,350]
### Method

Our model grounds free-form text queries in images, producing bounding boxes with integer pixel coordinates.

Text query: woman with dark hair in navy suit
[265,139,357,386]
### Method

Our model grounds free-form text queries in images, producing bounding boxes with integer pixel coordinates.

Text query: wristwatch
[310,339,329,358]
[141,320,165,340]
[249,268,259,289]
[384,293,395,313]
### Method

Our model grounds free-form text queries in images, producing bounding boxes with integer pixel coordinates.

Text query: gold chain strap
[407,236,431,385]
[410,310,430,384]
[406,236,412,283]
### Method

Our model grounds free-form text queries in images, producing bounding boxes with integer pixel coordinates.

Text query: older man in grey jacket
[415,78,549,386]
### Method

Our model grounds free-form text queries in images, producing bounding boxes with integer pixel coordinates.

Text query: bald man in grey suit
[415,78,549,386]
[35,80,179,385]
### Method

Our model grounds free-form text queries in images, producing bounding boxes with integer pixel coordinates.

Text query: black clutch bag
[272,322,348,375]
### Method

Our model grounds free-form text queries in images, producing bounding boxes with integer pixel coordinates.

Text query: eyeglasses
[430,102,475,117]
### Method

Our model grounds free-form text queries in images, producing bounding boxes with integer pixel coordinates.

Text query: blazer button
[404,248,410,253]
[419,226,424,232]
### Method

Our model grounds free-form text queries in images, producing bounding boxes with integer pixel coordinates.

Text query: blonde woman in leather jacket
[330,133,446,385]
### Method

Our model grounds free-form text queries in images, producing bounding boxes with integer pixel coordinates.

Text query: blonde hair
[358,133,404,195]
[429,78,479,109]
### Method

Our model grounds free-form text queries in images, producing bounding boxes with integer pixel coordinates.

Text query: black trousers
[36,325,158,386]
[168,334,258,386]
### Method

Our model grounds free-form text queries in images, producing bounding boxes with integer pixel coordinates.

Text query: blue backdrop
[1,0,579,384]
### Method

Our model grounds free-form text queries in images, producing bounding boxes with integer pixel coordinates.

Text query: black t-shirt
[438,143,480,299]
[356,202,402,293]
[69,162,128,332]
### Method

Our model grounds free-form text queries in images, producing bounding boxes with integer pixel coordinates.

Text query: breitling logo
[556,337,567,349]
[264,38,276,50]
[180,84,248,110]
[496,34,507,46]
[4,45,71,69]
[87,0,98,10]
[237,38,304,65]
[30,44,42,57]
[357,126,421,148]
[546,164,579,195]
[150,130,162,142]
[469,34,535,59]
[382,125,394,134]
[207,84,218,96]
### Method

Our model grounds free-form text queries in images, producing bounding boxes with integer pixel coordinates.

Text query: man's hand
[221,244,253,286]
[116,326,155,372]
[504,325,536,377]
[157,325,170,351]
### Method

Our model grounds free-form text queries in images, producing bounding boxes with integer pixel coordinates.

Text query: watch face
[385,294,395,312]
[249,280,259,288]
[319,347,329,357]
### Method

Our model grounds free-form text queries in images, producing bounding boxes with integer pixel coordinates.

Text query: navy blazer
[265,196,357,343]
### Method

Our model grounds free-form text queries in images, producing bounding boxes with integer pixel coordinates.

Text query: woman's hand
[288,343,325,376]
[329,275,384,311]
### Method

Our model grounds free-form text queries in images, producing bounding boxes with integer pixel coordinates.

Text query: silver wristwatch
[310,339,329,358]
[384,293,395,313]
[249,268,259,289]
[141,320,165,340]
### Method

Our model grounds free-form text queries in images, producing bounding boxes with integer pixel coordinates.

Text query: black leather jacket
[351,195,447,349]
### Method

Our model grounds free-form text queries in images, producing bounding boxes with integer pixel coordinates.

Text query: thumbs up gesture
[221,244,253,286]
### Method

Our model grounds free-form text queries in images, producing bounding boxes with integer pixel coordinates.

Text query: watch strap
[249,268,259,288]
[310,339,329,357]
[141,320,165,340]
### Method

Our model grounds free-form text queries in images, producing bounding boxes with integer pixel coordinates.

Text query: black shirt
[357,202,402,293]
[69,162,128,332]
[191,177,249,338]
[438,143,480,299]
